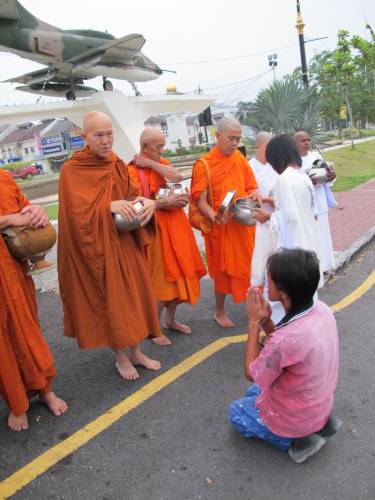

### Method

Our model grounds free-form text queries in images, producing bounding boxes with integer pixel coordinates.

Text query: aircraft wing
[4,67,59,85]
[66,33,146,64]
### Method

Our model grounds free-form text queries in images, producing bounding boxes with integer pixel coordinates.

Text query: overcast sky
[0,0,374,107]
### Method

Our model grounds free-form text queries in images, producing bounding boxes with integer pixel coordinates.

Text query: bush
[0,161,30,171]
[341,127,375,139]
[163,149,175,158]
[164,145,210,158]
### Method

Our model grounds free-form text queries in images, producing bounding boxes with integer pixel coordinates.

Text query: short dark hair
[265,134,302,174]
[267,248,320,309]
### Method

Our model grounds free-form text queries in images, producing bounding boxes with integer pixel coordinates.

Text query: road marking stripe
[330,269,375,313]
[0,335,246,499]
[0,270,374,498]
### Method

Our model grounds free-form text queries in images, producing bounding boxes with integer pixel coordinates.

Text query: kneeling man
[228,248,341,463]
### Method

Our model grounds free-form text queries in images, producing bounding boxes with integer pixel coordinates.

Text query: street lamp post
[296,0,308,87]
[268,53,278,80]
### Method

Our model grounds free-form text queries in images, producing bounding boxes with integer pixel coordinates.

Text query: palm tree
[236,78,325,145]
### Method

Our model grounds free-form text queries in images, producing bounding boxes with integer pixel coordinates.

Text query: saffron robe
[191,147,258,302]
[57,147,162,349]
[0,170,56,416]
[128,158,206,304]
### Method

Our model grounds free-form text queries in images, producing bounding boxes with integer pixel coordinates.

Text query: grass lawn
[324,139,375,191]
[45,203,58,221]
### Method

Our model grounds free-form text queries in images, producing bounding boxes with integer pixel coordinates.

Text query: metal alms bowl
[155,188,170,199]
[306,167,328,184]
[230,198,260,226]
[168,183,186,195]
[113,201,143,232]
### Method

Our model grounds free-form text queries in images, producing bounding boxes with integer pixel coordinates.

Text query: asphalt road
[1,240,375,500]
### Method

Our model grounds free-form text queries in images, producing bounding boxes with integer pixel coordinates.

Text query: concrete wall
[22,177,58,201]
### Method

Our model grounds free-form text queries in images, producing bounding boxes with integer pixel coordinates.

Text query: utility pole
[295,0,308,87]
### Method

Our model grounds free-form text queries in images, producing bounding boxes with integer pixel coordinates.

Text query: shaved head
[215,117,242,156]
[293,130,311,156]
[83,111,112,134]
[294,130,309,140]
[256,131,272,146]
[140,127,166,160]
[82,111,113,158]
[216,117,242,133]
[140,127,165,148]
[255,131,272,164]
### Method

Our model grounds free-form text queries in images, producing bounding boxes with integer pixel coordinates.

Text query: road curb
[333,223,375,273]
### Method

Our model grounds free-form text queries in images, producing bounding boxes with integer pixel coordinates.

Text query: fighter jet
[0,0,163,99]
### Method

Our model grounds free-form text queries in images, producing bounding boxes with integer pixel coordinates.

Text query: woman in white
[253,135,322,320]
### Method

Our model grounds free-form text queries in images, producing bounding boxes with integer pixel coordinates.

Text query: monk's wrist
[148,159,158,170]
[0,214,12,229]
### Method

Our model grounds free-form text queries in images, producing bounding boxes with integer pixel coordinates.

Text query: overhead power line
[185,69,272,95]
[162,43,297,65]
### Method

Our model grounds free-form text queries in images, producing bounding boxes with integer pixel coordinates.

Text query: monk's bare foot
[214,313,235,328]
[8,412,28,431]
[39,391,68,416]
[115,355,139,381]
[152,334,172,345]
[163,320,192,334]
[130,348,161,371]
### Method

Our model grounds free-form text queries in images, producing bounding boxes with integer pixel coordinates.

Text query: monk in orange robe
[58,111,161,381]
[190,117,258,327]
[128,128,206,345]
[0,170,67,431]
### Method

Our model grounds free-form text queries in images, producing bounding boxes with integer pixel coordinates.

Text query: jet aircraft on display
[0,0,163,99]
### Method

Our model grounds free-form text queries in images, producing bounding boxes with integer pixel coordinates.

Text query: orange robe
[58,147,162,349]
[190,146,258,302]
[0,171,56,416]
[128,158,206,305]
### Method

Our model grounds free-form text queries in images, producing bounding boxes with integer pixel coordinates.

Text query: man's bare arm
[155,192,188,210]
[198,190,217,223]
[133,155,183,182]
[0,213,31,230]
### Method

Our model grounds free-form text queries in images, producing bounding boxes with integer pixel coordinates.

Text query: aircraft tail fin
[0,0,20,21]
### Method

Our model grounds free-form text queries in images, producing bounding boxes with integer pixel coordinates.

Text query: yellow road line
[330,269,375,313]
[0,272,374,498]
[0,336,242,499]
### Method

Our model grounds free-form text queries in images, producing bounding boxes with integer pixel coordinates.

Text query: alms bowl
[306,167,329,184]
[230,198,260,226]
[113,201,143,232]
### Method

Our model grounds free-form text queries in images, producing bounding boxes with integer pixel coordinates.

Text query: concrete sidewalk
[329,178,375,271]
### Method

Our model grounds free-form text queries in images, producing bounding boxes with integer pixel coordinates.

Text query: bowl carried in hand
[113,201,143,232]
[1,223,57,275]
[306,159,332,184]
[230,198,260,226]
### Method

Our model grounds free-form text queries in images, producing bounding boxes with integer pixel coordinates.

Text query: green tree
[309,31,375,143]
[236,78,323,140]
[308,51,342,131]
[321,30,357,148]
[197,131,205,144]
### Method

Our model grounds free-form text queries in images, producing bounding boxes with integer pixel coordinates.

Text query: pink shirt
[250,300,339,438]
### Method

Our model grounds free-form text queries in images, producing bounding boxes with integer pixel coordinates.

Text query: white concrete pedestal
[0,91,215,161]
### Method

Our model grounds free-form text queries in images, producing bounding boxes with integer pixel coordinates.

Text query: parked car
[5,165,40,180]
[29,161,45,174]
